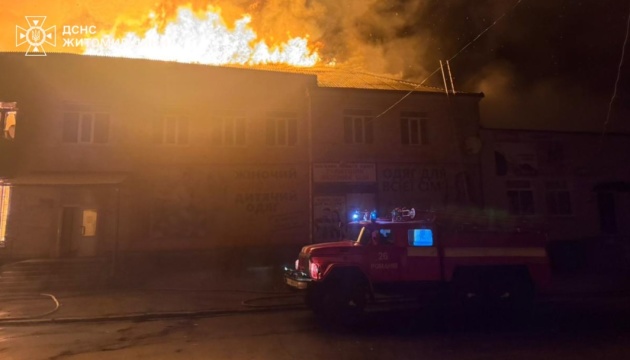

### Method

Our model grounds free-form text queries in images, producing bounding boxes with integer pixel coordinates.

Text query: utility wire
[376,0,525,119]
[600,1,630,139]
[588,1,630,172]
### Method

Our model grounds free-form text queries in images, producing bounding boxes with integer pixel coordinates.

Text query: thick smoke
[103,0,630,132]
[242,0,436,77]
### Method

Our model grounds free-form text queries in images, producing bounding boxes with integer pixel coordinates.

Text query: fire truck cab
[284,208,551,318]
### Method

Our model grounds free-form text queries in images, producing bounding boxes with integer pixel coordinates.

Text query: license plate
[286,277,300,288]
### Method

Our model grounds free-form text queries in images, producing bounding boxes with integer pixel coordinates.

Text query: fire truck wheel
[305,284,325,311]
[345,280,369,313]
[451,266,534,316]
[450,268,484,314]
[307,275,369,322]
[482,267,535,314]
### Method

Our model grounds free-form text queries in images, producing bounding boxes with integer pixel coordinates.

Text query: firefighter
[371,230,380,245]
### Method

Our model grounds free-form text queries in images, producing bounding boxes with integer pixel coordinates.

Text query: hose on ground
[0,293,60,321]
[0,288,306,326]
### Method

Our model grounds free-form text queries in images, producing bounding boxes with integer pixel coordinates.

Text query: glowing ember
[83,6,320,67]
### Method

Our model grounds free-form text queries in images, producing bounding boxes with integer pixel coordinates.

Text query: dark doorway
[59,206,78,257]
[597,192,617,234]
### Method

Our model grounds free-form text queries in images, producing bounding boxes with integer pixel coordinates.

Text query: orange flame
[83,5,321,67]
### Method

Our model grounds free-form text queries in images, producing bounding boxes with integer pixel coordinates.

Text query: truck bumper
[283,267,312,290]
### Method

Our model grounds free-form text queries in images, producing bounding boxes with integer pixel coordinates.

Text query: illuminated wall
[0,52,483,256]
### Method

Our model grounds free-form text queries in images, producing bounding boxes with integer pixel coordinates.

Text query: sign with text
[313,163,376,183]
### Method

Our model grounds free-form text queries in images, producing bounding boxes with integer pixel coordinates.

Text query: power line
[376,0,525,119]
[600,0,630,138]
[588,1,630,172]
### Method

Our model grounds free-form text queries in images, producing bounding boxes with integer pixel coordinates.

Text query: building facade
[308,85,484,241]
[480,128,630,241]
[0,54,311,259]
[0,53,484,260]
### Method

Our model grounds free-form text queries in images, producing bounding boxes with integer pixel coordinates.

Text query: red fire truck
[284,208,551,318]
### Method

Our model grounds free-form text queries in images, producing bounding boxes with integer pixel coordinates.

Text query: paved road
[1,296,629,360]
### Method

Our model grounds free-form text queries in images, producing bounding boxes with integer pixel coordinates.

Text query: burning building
[0,52,483,262]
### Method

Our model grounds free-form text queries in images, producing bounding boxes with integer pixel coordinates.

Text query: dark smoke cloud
[250,0,630,133]
[143,0,630,132]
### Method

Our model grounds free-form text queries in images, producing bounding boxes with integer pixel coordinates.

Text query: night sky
[431,0,630,134]
[145,0,630,133]
[315,0,630,133]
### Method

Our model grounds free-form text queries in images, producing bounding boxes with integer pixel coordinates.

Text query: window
[408,228,433,247]
[400,111,427,145]
[82,209,98,237]
[545,180,572,215]
[506,180,534,215]
[62,112,110,143]
[2,110,16,140]
[153,115,189,145]
[266,112,297,146]
[379,229,393,244]
[210,116,246,146]
[495,151,508,176]
[546,142,564,167]
[357,227,370,244]
[0,185,10,247]
[343,109,373,144]
[349,225,363,243]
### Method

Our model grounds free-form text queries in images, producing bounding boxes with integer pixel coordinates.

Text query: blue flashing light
[370,210,377,221]
[408,228,433,247]
[352,212,360,220]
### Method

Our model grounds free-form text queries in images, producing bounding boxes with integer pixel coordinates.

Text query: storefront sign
[313,163,376,183]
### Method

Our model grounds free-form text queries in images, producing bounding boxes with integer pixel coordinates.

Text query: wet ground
[1,294,629,360]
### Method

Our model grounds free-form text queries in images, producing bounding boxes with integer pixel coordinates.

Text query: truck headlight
[309,261,320,280]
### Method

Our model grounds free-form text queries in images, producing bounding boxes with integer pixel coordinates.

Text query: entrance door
[59,207,99,257]
[59,207,78,257]
[80,209,98,256]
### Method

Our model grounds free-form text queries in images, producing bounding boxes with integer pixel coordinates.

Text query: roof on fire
[0,51,481,95]
[228,63,466,94]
